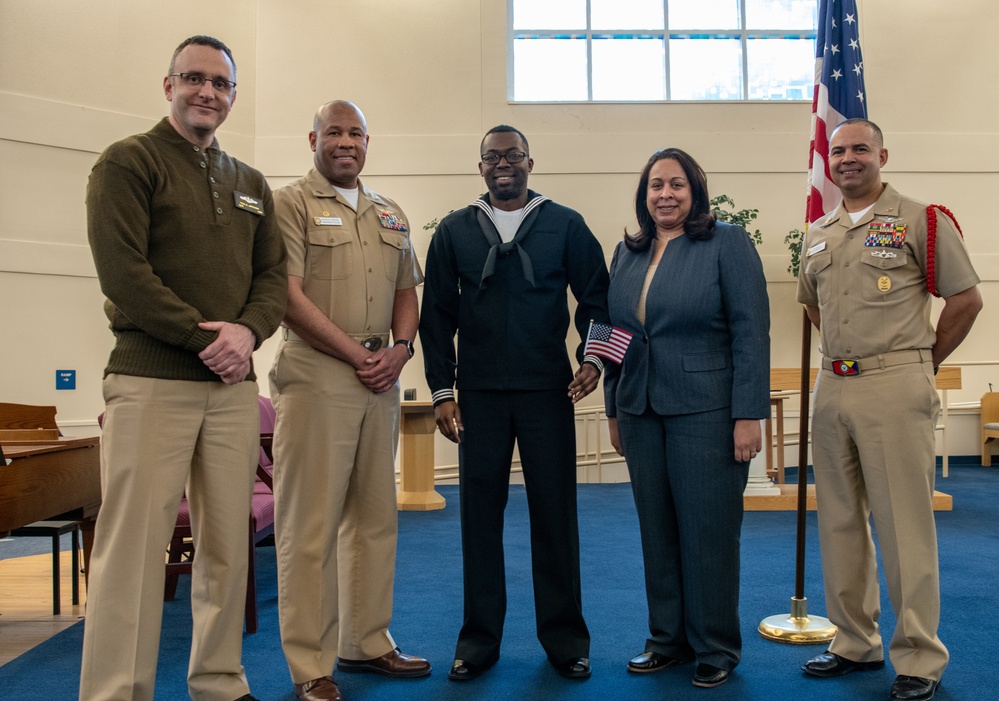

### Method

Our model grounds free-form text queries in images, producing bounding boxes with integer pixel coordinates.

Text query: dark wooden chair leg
[71,525,80,605]
[164,535,185,601]
[245,519,258,634]
[51,533,61,616]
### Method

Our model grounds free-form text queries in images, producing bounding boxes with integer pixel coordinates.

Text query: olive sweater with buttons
[87,118,287,382]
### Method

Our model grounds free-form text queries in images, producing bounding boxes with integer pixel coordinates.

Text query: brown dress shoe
[337,647,431,678]
[294,676,343,701]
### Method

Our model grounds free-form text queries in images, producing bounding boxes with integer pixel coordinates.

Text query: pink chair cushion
[175,493,273,532]
[258,396,275,468]
[254,466,274,494]
[176,499,191,528]
[250,492,275,532]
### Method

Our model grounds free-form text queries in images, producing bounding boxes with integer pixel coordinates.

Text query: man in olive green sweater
[79,36,286,701]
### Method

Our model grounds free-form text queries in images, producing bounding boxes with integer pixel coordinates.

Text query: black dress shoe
[233,696,261,701]
[448,655,498,681]
[555,657,591,679]
[891,675,939,700]
[802,650,885,678]
[627,650,691,674]
[692,664,729,688]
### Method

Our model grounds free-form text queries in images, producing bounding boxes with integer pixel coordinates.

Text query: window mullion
[586,0,594,101]
[509,0,815,103]
[507,0,515,101]
[663,0,670,100]
[740,0,749,100]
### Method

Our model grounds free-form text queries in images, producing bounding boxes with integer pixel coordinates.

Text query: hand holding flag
[584,321,633,365]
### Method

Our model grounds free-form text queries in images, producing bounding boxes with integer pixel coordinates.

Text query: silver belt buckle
[361,336,382,351]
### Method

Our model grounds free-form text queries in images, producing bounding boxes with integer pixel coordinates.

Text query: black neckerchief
[470,192,549,288]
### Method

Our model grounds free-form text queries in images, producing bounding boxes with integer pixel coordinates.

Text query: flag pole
[758,308,835,643]
[757,0,869,644]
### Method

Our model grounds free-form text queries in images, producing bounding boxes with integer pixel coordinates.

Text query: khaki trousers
[811,361,948,681]
[270,340,399,683]
[80,375,259,701]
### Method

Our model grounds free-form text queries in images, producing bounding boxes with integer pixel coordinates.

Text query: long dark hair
[625,147,716,252]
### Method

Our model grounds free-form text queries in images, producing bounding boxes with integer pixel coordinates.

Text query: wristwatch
[395,339,415,358]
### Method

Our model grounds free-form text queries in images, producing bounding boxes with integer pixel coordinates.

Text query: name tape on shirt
[807,241,827,256]
[234,192,264,216]
[314,216,343,226]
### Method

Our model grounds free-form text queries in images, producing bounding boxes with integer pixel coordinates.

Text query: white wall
[0,0,258,431]
[1,0,996,456]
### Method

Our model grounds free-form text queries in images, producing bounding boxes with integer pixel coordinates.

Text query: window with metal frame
[509,0,817,102]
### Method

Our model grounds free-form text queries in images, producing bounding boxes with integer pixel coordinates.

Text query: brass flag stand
[758,310,836,644]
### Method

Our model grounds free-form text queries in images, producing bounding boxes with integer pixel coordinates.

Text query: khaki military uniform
[797,183,979,681]
[269,169,422,683]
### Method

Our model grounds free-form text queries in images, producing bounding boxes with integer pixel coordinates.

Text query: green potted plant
[710,194,762,246]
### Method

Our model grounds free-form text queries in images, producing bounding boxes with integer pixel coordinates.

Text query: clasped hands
[198,321,255,384]
[355,344,409,394]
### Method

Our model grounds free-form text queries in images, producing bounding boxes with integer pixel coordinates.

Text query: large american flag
[584,321,633,365]
[806,0,868,224]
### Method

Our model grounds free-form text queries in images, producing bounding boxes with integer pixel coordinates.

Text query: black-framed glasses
[480,151,528,165]
[169,72,236,93]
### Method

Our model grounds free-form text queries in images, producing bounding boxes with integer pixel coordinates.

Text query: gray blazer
[603,222,770,420]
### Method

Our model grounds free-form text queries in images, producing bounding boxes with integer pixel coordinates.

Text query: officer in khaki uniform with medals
[270,100,429,701]
[797,119,982,701]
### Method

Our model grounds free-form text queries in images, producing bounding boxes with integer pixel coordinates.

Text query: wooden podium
[397,401,445,511]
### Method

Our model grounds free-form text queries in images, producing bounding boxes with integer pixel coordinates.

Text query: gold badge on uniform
[878,275,892,293]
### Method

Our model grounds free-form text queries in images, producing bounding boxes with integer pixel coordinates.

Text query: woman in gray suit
[604,148,770,688]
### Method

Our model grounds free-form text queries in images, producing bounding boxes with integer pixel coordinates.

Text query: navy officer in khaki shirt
[269,100,429,701]
[797,118,981,701]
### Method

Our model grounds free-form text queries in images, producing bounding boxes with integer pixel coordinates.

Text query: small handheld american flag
[584,321,633,364]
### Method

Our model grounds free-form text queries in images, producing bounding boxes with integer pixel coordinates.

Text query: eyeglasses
[480,151,528,165]
[169,72,236,93]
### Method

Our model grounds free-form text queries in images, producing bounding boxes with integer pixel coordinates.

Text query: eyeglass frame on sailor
[480,150,528,165]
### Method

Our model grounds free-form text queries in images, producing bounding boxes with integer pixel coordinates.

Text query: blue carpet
[2,465,996,700]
